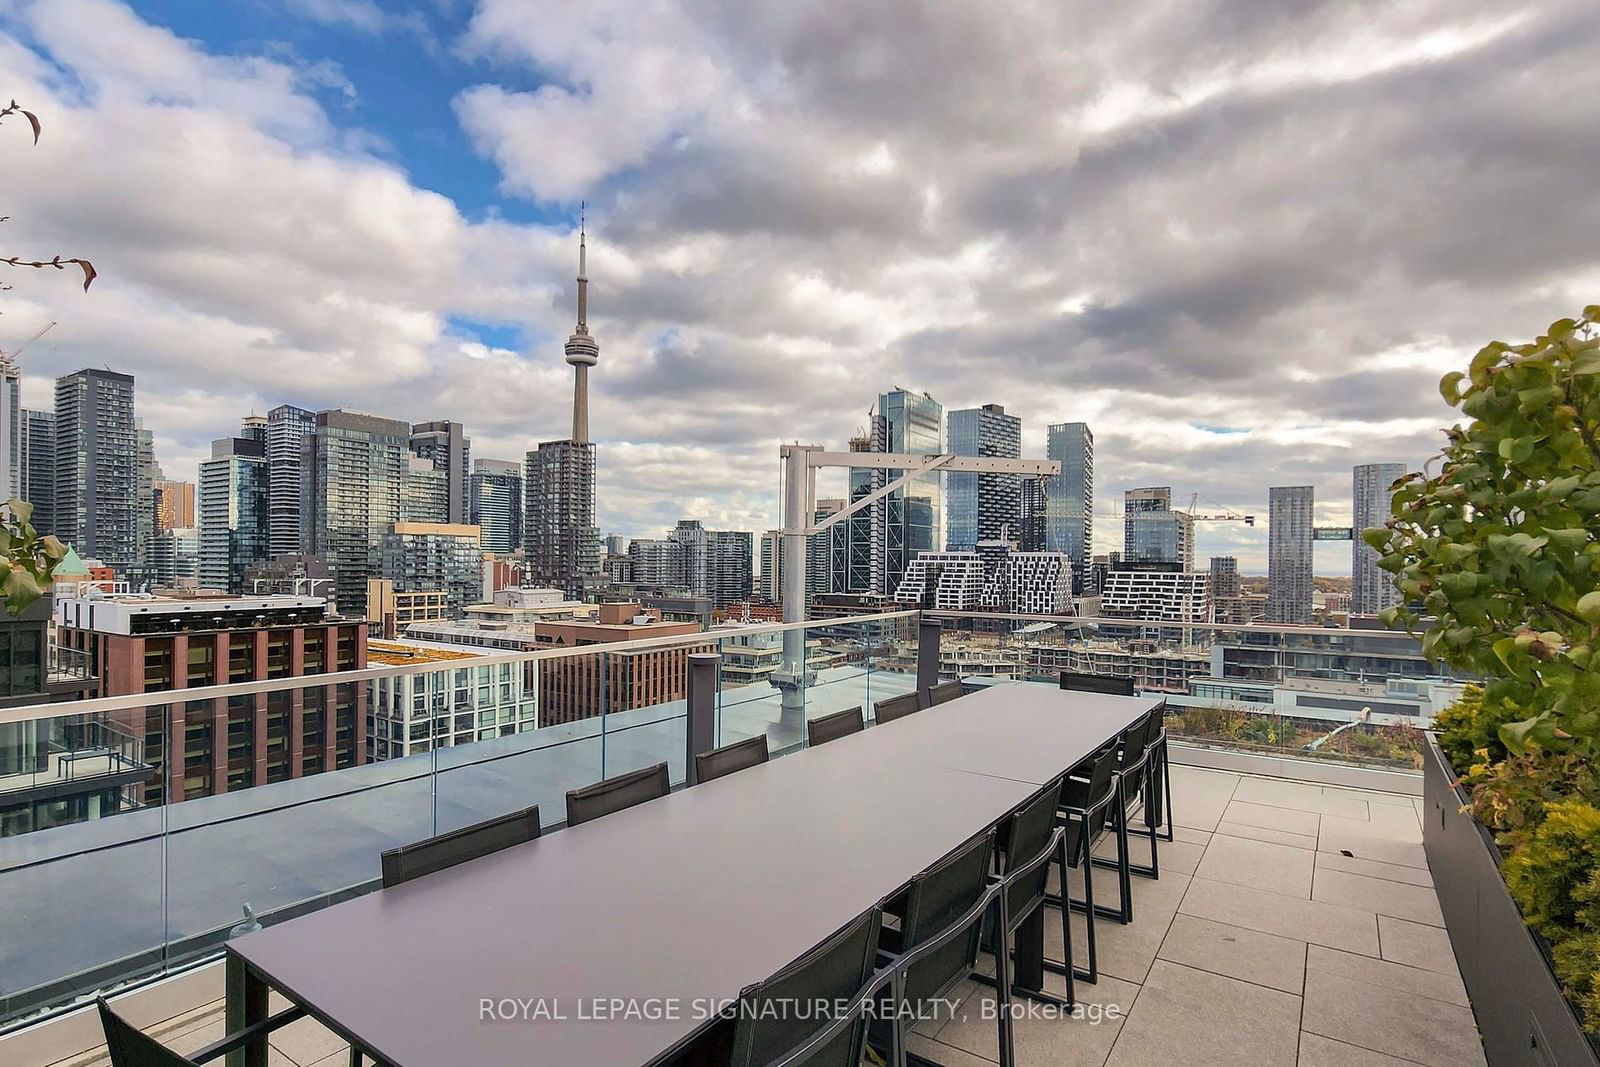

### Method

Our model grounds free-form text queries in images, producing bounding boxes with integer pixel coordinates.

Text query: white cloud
[4,0,1599,577]
[455,0,731,201]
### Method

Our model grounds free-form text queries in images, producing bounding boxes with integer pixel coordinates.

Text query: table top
[229,685,1158,1066]
[888,684,1166,785]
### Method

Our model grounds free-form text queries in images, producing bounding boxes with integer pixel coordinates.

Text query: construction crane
[1186,492,1255,527]
[0,320,56,371]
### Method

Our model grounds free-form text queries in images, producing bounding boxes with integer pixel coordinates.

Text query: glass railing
[47,644,94,682]
[1,602,1447,1030]
[926,611,1467,773]
[0,712,146,830]
[0,609,918,1030]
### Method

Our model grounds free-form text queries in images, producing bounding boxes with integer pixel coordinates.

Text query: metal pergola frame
[775,444,1060,718]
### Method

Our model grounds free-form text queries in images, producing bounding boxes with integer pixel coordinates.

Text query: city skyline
[25,360,1418,580]
[5,2,1584,573]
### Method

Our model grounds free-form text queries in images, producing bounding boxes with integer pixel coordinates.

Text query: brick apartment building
[55,592,367,806]
[535,601,710,725]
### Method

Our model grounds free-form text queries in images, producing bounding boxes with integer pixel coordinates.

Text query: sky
[2,0,1597,574]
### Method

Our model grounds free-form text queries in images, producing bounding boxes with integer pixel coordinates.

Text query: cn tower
[564,204,599,443]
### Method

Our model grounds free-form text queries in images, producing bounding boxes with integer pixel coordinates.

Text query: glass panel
[806,620,872,729]
[859,614,917,722]
[0,705,165,1023]
[159,680,435,979]
[926,612,1439,772]
[430,651,604,836]
[599,642,695,786]
[715,629,789,753]
[0,611,978,1028]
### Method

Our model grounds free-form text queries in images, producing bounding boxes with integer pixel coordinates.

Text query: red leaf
[21,109,39,145]
[73,259,96,290]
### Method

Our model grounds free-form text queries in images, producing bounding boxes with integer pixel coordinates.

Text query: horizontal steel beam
[801,450,1060,476]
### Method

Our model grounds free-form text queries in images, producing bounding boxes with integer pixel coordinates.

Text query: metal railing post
[685,652,720,785]
[916,616,942,708]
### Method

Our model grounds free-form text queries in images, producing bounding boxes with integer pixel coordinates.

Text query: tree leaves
[0,99,40,144]
[0,497,66,615]
[1380,309,1600,758]
[1579,591,1600,625]
[1,255,98,290]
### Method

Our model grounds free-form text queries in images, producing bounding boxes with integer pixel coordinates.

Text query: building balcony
[46,645,93,684]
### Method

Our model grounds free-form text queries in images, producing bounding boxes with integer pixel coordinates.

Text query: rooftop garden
[1368,306,1600,1031]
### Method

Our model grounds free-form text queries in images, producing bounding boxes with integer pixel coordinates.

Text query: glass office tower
[947,404,1022,558]
[1045,422,1094,588]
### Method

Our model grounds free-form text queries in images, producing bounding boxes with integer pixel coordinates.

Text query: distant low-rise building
[712,624,786,687]
[1028,640,1211,694]
[1320,592,1352,623]
[243,554,336,604]
[366,579,450,639]
[366,640,537,760]
[481,556,537,601]
[399,588,597,652]
[1212,596,1257,626]
[535,602,709,726]
[1181,674,1464,727]
[1209,621,1469,687]
[462,587,593,625]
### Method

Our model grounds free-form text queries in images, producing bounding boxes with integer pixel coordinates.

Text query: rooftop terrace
[18,764,1480,1067]
[0,609,1485,1066]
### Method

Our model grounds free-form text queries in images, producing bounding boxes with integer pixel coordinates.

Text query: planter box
[1423,733,1600,1066]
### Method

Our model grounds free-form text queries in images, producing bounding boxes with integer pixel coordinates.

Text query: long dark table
[226,684,1161,1066]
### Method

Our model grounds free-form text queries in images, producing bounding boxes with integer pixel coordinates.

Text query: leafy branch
[0,99,40,144]
[0,499,66,615]
[2,99,95,292]
[1369,307,1600,756]
[0,254,96,290]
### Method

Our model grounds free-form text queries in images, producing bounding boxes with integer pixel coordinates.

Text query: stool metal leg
[993,894,1015,1067]
[1090,774,1135,923]
[1161,736,1175,842]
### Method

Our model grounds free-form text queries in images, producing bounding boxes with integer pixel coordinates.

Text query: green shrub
[1468,752,1600,840]
[1386,308,1600,1031]
[1433,685,1522,771]
[1237,717,1277,745]
[1504,801,1600,1030]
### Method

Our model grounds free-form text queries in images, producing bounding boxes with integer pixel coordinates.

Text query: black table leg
[225,954,269,1067]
